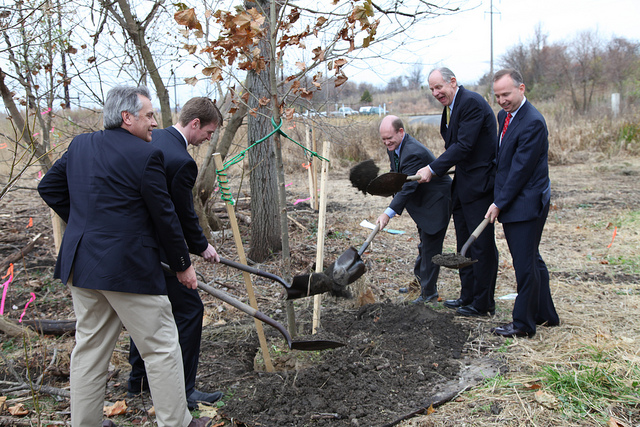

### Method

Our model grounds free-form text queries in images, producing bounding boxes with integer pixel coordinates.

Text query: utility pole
[485,0,500,102]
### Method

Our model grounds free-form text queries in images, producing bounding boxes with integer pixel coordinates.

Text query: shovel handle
[358,223,381,256]
[219,257,290,289]
[406,169,454,183]
[460,218,490,257]
[161,262,294,349]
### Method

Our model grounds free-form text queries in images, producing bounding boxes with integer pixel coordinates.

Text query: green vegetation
[539,348,640,423]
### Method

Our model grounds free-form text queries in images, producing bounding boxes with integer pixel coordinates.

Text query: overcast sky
[345,0,640,87]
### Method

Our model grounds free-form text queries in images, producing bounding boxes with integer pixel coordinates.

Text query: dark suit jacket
[38,127,191,295]
[151,127,208,256]
[429,86,498,204]
[494,100,551,223]
[388,133,452,235]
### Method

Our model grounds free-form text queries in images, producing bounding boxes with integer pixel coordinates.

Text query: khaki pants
[69,286,192,427]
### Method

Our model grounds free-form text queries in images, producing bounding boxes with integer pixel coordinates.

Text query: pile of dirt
[196,302,473,426]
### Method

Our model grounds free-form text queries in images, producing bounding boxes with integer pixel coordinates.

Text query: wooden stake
[312,141,330,333]
[311,125,319,210]
[213,153,274,372]
[305,124,317,209]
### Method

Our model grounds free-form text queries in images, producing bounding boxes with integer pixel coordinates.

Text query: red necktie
[500,113,512,141]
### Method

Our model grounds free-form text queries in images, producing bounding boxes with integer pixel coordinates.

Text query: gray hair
[103,85,152,129]
[428,67,456,83]
[493,69,524,87]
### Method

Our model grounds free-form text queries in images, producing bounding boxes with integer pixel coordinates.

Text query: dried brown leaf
[8,403,28,416]
[104,400,127,416]
[174,9,202,31]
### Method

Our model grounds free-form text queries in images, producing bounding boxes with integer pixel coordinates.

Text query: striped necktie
[446,106,451,126]
[500,113,512,141]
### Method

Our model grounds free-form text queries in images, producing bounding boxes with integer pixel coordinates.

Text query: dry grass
[393,159,640,427]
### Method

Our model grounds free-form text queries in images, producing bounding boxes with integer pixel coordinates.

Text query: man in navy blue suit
[375,115,452,303]
[128,97,224,409]
[38,86,211,427]
[486,69,560,338]
[416,67,499,318]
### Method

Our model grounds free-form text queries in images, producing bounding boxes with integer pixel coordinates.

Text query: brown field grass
[1,101,640,426]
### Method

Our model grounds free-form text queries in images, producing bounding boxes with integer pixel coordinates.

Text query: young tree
[172,0,465,260]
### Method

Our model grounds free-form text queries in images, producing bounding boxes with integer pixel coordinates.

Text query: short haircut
[178,97,223,128]
[103,85,151,129]
[428,67,456,83]
[391,117,404,132]
[494,69,524,87]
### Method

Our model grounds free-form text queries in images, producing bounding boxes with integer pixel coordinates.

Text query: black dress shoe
[187,389,224,410]
[456,305,488,317]
[491,322,534,338]
[443,298,466,309]
[102,421,118,427]
[411,293,438,304]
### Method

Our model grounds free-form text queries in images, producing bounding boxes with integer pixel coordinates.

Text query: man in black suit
[487,69,559,338]
[38,86,210,427]
[375,115,452,303]
[128,97,224,409]
[416,67,499,317]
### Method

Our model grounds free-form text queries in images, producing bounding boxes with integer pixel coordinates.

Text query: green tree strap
[215,117,329,204]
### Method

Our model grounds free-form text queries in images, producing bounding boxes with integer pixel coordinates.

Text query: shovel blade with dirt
[432,218,489,269]
[162,263,345,351]
[365,172,421,197]
[366,170,455,197]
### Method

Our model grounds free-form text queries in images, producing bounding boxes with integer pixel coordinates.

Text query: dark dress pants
[128,275,204,396]
[452,192,498,312]
[414,225,448,298]
[503,203,559,333]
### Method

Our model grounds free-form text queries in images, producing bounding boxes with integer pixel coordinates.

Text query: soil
[2,156,640,426]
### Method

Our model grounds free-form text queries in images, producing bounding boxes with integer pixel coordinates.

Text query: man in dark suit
[486,69,560,338]
[38,86,210,427]
[375,115,452,303]
[416,67,499,317]
[128,97,224,409]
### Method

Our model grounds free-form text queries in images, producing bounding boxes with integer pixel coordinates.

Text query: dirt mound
[198,302,471,426]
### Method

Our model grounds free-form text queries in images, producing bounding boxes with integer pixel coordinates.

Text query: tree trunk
[107,0,173,127]
[245,0,280,262]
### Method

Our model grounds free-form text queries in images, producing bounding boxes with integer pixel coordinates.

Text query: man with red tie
[486,69,560,338]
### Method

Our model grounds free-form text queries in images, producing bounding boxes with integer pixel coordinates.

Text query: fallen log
[0,233,43,273]
[20,319,76,336]
[0,317,75,337]
[0,317,36,338]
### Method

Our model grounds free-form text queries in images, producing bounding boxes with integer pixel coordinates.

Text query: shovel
[366,170,455,197]
[432,218,490,269]
[326,223,381,290]
[162,263,345,351]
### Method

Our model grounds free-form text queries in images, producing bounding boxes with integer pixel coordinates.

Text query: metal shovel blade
[326,223,380,289]
[366,172,420,197]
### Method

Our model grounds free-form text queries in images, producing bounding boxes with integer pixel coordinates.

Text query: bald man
[375,115,452,303]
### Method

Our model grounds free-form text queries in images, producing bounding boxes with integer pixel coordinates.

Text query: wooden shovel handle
[460,218,490,257]
[407,169,455,182]
[358,223,381,256]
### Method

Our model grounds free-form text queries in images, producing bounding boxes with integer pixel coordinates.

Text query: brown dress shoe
[188,416,211,427]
